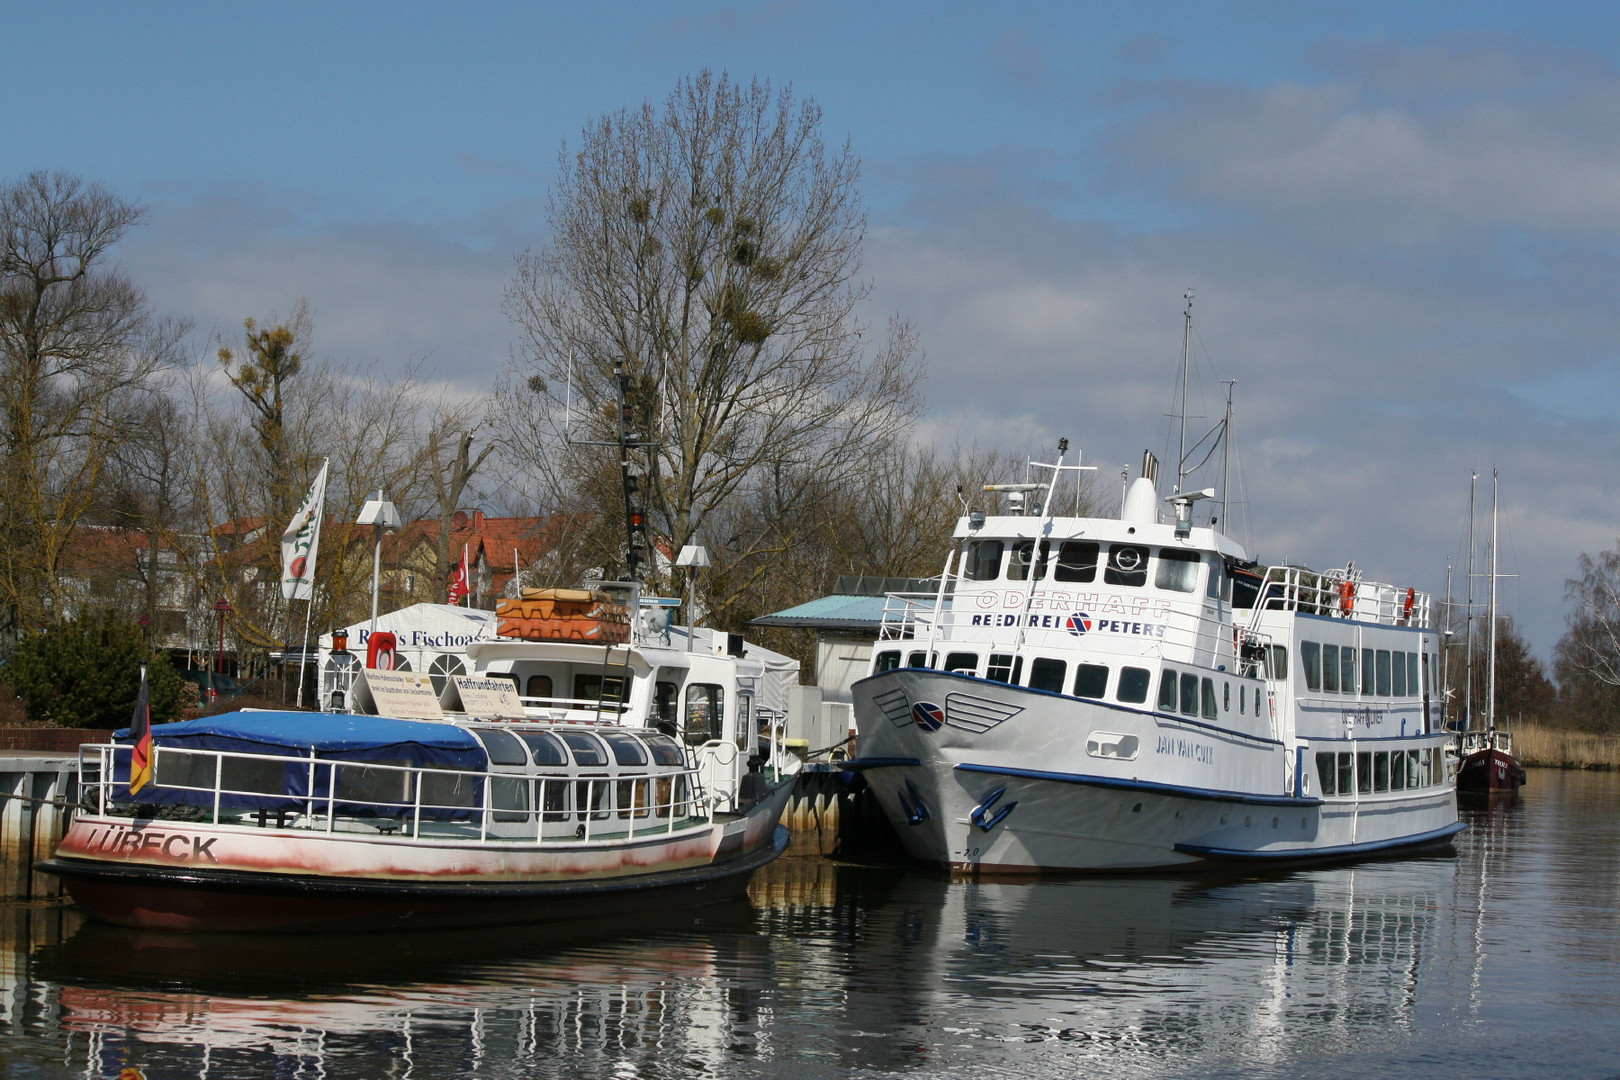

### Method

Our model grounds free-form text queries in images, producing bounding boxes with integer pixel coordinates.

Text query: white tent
[318,603,499,696]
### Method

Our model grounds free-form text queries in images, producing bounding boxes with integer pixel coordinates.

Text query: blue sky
[6,1,1620,664]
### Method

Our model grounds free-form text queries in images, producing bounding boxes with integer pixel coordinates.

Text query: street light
[356,491,402,633]
[212,596,232,701]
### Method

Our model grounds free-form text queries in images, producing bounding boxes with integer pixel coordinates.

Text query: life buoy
[1403,587,1416,620]
[366,630,398,670]
[1338,580,1354,614]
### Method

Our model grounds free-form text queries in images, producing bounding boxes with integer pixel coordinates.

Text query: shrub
[2,610,185,728]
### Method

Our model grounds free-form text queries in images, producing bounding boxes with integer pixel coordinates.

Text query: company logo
[911,701,945,732]
[1065,612,1093,636]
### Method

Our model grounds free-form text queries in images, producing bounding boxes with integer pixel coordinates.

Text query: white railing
[1250,566,1431,628]
[80,743,708,845]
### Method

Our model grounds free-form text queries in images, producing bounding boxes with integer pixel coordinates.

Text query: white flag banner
[281,459,329,600]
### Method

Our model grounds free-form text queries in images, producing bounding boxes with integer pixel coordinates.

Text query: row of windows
[874,649,1266,718]
[488,774,694,823]
[468,727,688,771]
[1158,667,1266,721]
[964,540,1225,598]
[1315,748,1443,796]
[1300,642,1428,698]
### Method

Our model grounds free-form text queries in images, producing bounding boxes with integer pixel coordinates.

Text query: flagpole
[296,597,314,708]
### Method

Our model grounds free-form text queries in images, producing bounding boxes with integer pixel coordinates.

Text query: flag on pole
[448,543,470,605]
[128,664,152,796]
[281,459,330,600]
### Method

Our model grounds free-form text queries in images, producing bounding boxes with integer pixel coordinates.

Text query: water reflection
[4,772,1619,1079]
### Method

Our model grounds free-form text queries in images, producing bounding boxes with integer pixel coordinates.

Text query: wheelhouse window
[1392,653,1408,696]
[1073,663,1108,699]
[1341,648,1356,694]
[1155,549,1201,593]
[1375,650,1392,696]
[874,651,901,673]
[944,652,978,675]
[1322,644,1340,692]
[684,684,725,745]
[1158,669,1179,711]
[1201,678,1218,720]
[526,674,554,700]
[1180,672,1199,717]
[1361,649,1375,695]
[1266,646,1289,682]
[1105,544,1149,587]
[965,540,1004,581]
[1054,541,1099,582]
[1117,666,1150,704]
[1317,752,1336,796]
[1029,657,1066,693]
[575,673,626,705]
[1008,540,1051,581]
[1411,654,1423,696]
[654,680,679,726]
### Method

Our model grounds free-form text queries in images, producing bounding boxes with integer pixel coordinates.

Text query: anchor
[970,786,1018,833]
[896,779,930,825]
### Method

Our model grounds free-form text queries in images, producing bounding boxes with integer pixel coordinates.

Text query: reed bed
[1511,724,1620,770]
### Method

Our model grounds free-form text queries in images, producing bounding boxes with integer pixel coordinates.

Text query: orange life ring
[1338,580,1354,614]
[366,630,398,670]
[1402,587,1415,620]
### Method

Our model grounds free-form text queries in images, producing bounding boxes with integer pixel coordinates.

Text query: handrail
[78,743,706,844]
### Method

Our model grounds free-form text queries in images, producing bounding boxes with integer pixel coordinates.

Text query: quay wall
[0,755,80,901]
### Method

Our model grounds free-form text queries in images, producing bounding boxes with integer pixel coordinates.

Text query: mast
[1175,290,1193,495]
[1464,472,1477,731]
[1487,468,1499,730]
[1218,379,1234,534]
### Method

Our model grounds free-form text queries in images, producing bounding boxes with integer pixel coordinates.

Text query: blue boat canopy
[116,711,485,768]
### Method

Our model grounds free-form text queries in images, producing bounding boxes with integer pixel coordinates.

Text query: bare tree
[1553,542,1620,731]
[0,172,184,635]
[502,71,923,587]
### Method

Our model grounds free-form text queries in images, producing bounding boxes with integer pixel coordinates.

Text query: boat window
[644,734,686,767]
[654,680,679,727]
[1408,750,1423,788]
[1356,752,1373,793]
[575,673,627,706]
[1360,649,1374,695]
[1392,652,1407,696]
[1341,648,1356,695]
[519,731,569,767]
[1206,558,1227,599]
[1158,669,1179,711]
[603,732,649,767]
[1322,644,1340,692]
[1180,672,1199,716]
[576,778,612,819]
[1316,752,1336,796]
[1375,650,1392,696]
[1104,545,1149,587]
[1411,654,1423,697]
[1054,541,1099,582]
[1266,646,1288,682]
[333,760,412,806]
[526,674,554,700]
[472,728,529,767]
[1155,549,1201,593]
[1029,657,1066,693]
[965,540,1004,581]
[1374,752,1390,792]
[1073,663,1109,699]
[1118,666,1151,704]
[874,651,901,673]
[1201,678,1218,720]
[907,651,935,668]
[214,754,287,796]
[1240,684,1247,713]
[944,652,978,675]
[684,684,725,745]
[538,776,570,820]
[1391,753,1406,790]
[986,654,1021,684]
[1302,641,1321,692]
[560,731,609,767]
[1337,752,1354,795]
[491,776,529,823]
[656,774,690,817]
[154,748,214,790]
[1223,682,1231,711]
[617,778,652,819]
[420,767,479,810]
[1008,540,1050,582]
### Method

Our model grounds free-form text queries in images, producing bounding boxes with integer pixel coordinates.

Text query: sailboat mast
[1218,379,1234,534]
[1487,468,1499,729]
[1464,472,1477,731]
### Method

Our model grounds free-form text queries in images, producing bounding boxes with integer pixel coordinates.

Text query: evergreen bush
[2,609,185,728]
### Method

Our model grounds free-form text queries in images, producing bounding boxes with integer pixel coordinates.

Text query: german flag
[128,665,152,796]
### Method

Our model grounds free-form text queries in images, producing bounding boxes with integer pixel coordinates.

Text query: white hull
[854,670,1459,873]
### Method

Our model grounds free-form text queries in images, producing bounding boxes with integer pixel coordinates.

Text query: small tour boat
[848,304,1462,873]
[40,709,792,933]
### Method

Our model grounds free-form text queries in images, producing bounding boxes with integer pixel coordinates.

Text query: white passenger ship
[850,442,1462,872]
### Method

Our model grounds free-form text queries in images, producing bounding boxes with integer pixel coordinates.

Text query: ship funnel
[1121,476,1159,523]
[1141,450,1159,486]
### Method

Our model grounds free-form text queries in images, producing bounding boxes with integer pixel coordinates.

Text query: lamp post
[136,614,151,643]
[356,491,402,633]
[212,596,232,701]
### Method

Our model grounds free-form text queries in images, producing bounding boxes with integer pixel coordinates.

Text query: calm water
[2,769,1618,1080]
